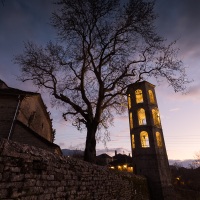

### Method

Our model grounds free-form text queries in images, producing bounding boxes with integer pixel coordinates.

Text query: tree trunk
[84,123,97,163]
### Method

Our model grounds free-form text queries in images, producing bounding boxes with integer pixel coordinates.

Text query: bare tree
[190,151,200,169]
[1,0,5,6]
[15,0,188,163]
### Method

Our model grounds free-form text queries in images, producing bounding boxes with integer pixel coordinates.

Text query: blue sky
[1,0,200,165]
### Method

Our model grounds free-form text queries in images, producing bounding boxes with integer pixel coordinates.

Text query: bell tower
[127,81,174,200]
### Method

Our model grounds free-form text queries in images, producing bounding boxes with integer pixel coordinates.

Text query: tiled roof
[0,79,8,88]
[97,153,112,159]
[0,87,38,96]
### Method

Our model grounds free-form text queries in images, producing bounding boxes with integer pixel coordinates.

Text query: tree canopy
[15,0,188,163]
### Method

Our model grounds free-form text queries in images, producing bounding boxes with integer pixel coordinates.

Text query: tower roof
[126,81,155,94]
[128,81,155,88]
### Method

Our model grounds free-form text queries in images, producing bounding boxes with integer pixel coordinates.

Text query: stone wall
[0,139,149,200]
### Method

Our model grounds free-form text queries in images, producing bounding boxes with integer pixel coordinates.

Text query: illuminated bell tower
[127,81,174,200]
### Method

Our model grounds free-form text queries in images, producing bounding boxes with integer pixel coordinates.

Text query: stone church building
[0,80,61,155]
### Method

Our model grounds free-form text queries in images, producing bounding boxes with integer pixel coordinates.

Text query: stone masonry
[0,139,149,200]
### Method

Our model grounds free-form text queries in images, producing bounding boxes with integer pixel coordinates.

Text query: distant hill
[169,159,194,168]
[62,149,84,156]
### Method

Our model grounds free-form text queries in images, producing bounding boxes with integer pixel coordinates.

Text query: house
[0,79,61,155]
[96,153,113,166]
[96,150,133,172]
[109,151,133,172]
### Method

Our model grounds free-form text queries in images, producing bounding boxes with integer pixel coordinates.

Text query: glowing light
[152,108,161,127]
[138,108,147,125]
[148,90,155,104]
[128,94,131,109]
[156,132,162,147]
[118,166,122,170]
[135,89,143,103]
[140,131,150,148]
[132,134,135,148]
[129,112,133,129]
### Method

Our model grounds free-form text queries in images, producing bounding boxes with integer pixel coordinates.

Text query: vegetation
[171,164,200,200]
[191,151,200,169]
[15,0,188,163]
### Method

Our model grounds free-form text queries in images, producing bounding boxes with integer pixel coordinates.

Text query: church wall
[0,95,19,139]
[17,95,52,142]
[12,122,57,154]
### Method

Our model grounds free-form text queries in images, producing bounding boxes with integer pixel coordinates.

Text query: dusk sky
[1,0,200,166]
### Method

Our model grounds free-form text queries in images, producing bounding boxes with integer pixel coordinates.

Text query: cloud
[169,108,180,112]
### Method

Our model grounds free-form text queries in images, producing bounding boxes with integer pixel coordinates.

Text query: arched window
[135,89,143,103]
[140,131,150,148]
[132,134,135,148]
[128,94,131,109]
[152,108,161,127]
[148,90,155,104]
[156,132,162,147]
[137,108,147,125]
[129,112,133,129]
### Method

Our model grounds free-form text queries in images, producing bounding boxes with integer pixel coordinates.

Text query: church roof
[0,79,8,89]
[0,87,39,96]
[0,80,39,96]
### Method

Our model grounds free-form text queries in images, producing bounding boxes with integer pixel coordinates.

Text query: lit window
[123,165,127,169]
[127,167,133,173]
[129,112,133,129]
[135,89,143,103]
[110,166,115,169]
[137,108,147,125]
[140,131,150,148]
[118,166,122,170]
[132,134,135,148]
[148,90,155,104]
[152,108,161,127]
[128,94,131,109]
[156,132,162,147]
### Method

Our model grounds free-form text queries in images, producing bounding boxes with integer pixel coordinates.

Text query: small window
[152,108,161,127]
[132,134,135,148]
[135,89,143,103]
[129,112,133,129]
[148,90,155,104]
[128,94,131,109]
[140,131,150,148]
[137,108,147,125]
[156,132,162,147]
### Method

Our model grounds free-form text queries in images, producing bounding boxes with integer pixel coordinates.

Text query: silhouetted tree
[1,0,5,6]
[190,151,200,169]
[15,0,188,163]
